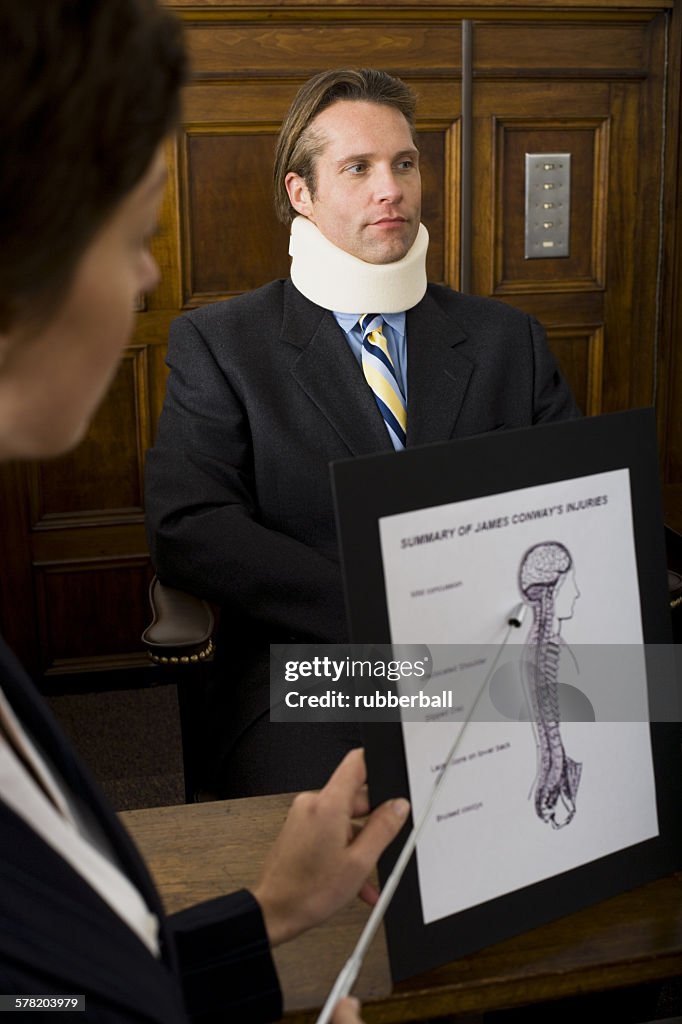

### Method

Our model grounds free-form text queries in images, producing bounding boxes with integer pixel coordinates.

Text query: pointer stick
[315,604,527,1024]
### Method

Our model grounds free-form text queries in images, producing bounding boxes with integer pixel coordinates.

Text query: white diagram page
[378,468,659,924]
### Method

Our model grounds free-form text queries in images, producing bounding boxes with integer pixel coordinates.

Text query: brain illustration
[519,542,571,593]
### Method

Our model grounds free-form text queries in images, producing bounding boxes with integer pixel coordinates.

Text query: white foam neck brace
[288,215,428,314]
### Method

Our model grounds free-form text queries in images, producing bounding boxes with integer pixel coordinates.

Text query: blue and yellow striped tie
[360,314,407,450]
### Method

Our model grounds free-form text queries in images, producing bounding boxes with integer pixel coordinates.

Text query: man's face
[285,99,421,265]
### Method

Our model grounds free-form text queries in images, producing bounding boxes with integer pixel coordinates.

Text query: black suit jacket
[0,637,281,1023]
[144,280,578,751]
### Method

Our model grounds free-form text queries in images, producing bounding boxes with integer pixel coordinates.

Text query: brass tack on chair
[146,643,215,664]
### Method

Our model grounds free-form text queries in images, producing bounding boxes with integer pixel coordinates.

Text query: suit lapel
[405,289,473,446]
[0,802,186,1023]
[281,282,473,452]
[282,282,393,456]
[0,638,172,960]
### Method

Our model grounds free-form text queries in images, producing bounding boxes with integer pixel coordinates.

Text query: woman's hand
[332,996,364,1023]
[252,747,409,945]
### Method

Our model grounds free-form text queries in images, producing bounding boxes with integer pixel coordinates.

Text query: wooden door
[469,14,668,420]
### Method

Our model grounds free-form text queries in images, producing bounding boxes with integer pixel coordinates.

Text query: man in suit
[144,68,578,797]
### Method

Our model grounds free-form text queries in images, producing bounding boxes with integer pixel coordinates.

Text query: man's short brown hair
[273,68,417,226]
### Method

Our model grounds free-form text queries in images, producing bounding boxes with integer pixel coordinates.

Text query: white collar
[289,215,428,314]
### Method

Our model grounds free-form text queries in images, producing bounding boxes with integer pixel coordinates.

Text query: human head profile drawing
[519,541,580,636]
[517,539,593,721]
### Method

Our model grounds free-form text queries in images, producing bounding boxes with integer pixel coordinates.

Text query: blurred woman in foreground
[0,2,407,1019]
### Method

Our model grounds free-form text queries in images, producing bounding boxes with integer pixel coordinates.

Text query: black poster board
[331,408,682,982]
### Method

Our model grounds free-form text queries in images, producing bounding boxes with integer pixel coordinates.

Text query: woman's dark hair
[0,0,187,331]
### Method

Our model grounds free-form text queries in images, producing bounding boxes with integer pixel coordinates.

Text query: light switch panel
[524,153,571,259]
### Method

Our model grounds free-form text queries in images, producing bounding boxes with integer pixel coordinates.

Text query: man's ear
[285,172,313,218]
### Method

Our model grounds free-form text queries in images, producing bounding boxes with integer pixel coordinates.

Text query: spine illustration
[519,543,582,829]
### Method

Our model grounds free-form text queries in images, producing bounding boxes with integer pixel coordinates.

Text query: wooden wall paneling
[0,463,39,670]
[545,325,605,418]
[133,310,179,440]
[472,79,613,294]
[33,557,153,675]
[2,0,679,682]
[492,117,608,295]
[601,79,649,413]
[443,119,462,291]
[146,135,183,313]
[632,14,668,410]
[594,14,663,413]
[165,0,673,12]
[185,21,461,78]
[30,524,150,567]
[473,18,652,74]
[182,127,291,304]
[470,13,666,423]
[27,346,151,527]
[0,346,156,677]
[472,81,612,413]
[659,2,682,529]
[145,137,183,449]
[184,80,307,125]
[21,344,155,679]
[415,128,453,286]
